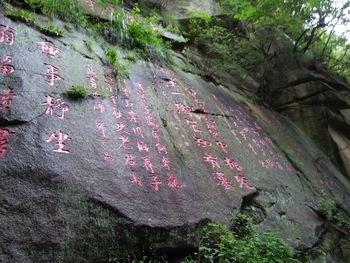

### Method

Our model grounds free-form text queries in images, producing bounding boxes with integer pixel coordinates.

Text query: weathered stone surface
[0,7,350,263]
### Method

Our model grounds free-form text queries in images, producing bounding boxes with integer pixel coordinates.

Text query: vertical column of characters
[110,83,149,189]
[135,82,182,190]
[228,104,292,172]
[91,71,119,161]
[153,66,234,190]
[38,41,71,154]
[0,24,16,158]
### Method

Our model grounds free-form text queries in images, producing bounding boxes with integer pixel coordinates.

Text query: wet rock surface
[0,8,350,263]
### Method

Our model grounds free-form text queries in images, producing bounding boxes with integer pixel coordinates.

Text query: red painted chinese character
[207,120,218,137]
[0,128,14,158]
[46,65,62,86]
[135,82,144,93]
[96,121,107,137]
[130,172,143,186]
[151,128,160,141]
[37,42,61,57]
[0,55,15,76]
[143,105,151,115]
[234,175,255,190]
[87,65,98,88]
[203,154,220,168]
[167,174,182,188]
[216,140,228,153]
[112,107,122,119]
[224,157,244,171]
[0,25,15,45]
[150,176,162,191]
[143,156,155,173]
[118,136,131,149]
[145,115,157,127]
[186,119,201,133]
[215,172,233,190]
[124,99,133,108]
[167,78,176,87]
[94,101,105,113]
[42,96,69,119]
[104,152,114,161]
[156,143,167,154]
[193,136,212,147]
[128,111,138,122]
[137,140,149,152]
[114,122,126,132]
[0,88,15,109]
[175,103,192,114]
[124,153,135,166]
[162,156,171,170]
[248,143,257,155]
[133,126,144,138]
[85,0,95,10]
[46,131,70,154]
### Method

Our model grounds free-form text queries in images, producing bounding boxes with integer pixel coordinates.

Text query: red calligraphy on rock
[224,157,243,171]
[151,176,162,191]
[203,154,220,168]
[124,154,136,166]
[0,25,15,45]
[0,55,15,77]
[46,131,71,154]
[118,136,131,149]
[46,65,63,86]
[215,172,233,190]
[38,42,61,57]
[0,128,14,158]
[234,175,255,190]
[96,121,107,137]
[168,174,182,188]
[137,140,149,152]
[42,95,69,119]
[216,140,228,153]
[143,156,155,173]
[130,172,143,186]
[0,88,15,109]
[185,119,201,133]
[193,136,212,147]
[162,156,171,171]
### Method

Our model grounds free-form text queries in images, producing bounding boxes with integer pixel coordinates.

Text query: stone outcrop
[264,65,350,181]
[0,2,349,262]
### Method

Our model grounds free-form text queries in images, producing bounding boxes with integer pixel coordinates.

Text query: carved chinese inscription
[45,64,63,86]
[38,42,61,57]
[0,88,15,109]
[0,25,15,45]
[0,128,14,158]
[46,131,71,154]
[42,95,69,119]
[0,55,15,77]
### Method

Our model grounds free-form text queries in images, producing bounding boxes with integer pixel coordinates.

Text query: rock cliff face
[0,2,350,263]
[264,65,350,180]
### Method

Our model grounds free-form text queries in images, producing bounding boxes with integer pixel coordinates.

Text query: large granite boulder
[0,5,349,263]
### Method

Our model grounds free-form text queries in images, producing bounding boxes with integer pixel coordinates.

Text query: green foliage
[219,0,350,80]
[127,6,170,62]
[37,22,65,37]
[62,85,89,99]
[194,213,297,263]
[4,4,35,24]
[105,48,129,77]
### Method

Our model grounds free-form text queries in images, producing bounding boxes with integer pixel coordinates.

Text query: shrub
[62,85,89,99]
[105,48,129,77]
[196,213,297,263]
